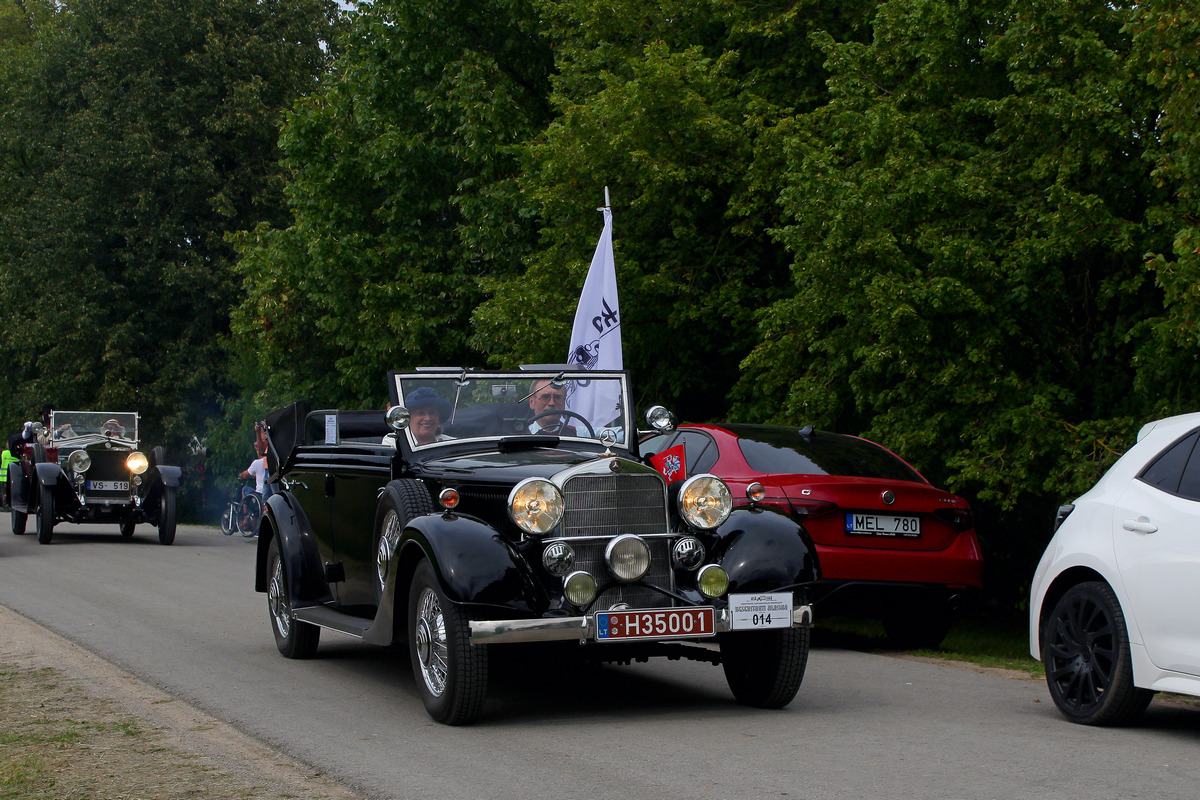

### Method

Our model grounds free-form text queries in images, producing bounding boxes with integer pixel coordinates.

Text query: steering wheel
[526,410,596,438]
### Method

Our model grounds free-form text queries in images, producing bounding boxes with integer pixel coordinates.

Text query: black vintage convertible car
[7,411,181,544]
[255,368,820,724]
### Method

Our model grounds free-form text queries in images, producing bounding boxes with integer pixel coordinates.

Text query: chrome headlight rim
[697,564,730,599]
[672,535,705,570]
[677,473,733,530]
[542,540,575,577]
[563,570,597,606]
[507,477,564,536]
[125,450,149,475]
[605,533,651,582]
[68,450,92,474]
[644,405,676,433]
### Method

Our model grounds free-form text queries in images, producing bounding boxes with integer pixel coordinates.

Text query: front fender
[34,463,81,513]
[399,513,545,614]
[154,464,182,488]
[713,507,821,594]
[255,491,331,607]
[140,465,182,509]
[35,462,63,486]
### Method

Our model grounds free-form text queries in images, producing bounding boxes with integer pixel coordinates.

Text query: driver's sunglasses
[536,392,566,403]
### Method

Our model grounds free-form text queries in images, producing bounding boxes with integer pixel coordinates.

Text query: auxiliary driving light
[696,564,730,599]
[563,570,597,606]
[605,534,651,582]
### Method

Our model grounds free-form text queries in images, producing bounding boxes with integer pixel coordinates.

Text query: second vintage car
[256,368,820,724]
[6,411,181,544]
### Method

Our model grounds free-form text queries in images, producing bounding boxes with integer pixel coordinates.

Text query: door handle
[1122,517,1158,534]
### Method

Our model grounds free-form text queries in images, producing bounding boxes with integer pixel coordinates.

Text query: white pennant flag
[567,201,622,429]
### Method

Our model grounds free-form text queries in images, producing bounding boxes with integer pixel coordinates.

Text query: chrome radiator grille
[561,473,667,538]
[559,472,675,610]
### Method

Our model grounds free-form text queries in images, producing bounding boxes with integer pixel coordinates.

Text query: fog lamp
[697,564,729,599]
[746,482,766,503]
[563,571,597,606]
[605,534,650,582]
[126,451,149,474]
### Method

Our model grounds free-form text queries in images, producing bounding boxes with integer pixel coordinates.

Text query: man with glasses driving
[526,379,577,435]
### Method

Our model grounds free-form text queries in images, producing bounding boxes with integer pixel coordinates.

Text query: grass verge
[815,613,1043,677]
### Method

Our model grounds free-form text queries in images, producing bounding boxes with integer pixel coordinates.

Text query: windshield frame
[386,369,633,453]
[48,411,140,447]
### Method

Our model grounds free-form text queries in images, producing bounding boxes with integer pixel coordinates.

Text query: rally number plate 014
[594,607,715,641]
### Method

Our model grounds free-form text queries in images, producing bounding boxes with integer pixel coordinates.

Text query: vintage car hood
[417,447,610,484]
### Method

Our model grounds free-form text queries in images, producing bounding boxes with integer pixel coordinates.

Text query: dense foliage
[1,0,1197,603]
[0,0,335,465]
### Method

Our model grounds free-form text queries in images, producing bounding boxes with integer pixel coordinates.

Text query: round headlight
[68,450,92,474]
[563,571,597,606]
[678,474,733,529]
[542,541,575,576]
[508,478,564,536]
[746,481,766,503]
[126,451,149,475]
[697,564,730,598]
[439,487,460,510]
[605,534,651,582]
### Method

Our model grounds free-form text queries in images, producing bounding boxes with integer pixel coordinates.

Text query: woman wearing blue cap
[405,387,452,446]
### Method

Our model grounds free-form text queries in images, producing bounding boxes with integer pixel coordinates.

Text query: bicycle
[220,480,262,537]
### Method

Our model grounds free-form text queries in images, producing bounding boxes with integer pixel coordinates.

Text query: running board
[292,606,373,639]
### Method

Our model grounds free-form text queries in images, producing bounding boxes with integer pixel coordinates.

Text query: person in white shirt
[240,456,267,494]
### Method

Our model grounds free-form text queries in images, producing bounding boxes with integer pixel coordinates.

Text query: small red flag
[650,443,687,483]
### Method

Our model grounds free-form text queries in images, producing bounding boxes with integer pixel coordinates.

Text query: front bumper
[470,603,814,645]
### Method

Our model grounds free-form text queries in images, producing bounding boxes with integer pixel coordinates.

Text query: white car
[1030,411,1200,724]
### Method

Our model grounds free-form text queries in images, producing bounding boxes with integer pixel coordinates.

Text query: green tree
[741,0,1170,601]
[230,0,554,410]
[0,0,335,456]
[473,0,874,418]
[1134,1,1200,400]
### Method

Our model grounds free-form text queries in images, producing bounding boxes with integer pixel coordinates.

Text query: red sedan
[643,423,982,648]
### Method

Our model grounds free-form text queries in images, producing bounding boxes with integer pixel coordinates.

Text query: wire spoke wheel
[266,536,319,658]
[414,585,449,697]
[407,560,487,724]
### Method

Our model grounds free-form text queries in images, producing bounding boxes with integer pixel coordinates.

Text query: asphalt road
[1,515,1198,800]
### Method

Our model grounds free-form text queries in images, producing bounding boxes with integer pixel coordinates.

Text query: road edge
[0,601,366,800]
